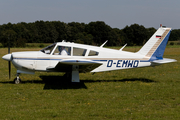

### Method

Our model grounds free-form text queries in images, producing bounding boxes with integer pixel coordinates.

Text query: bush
[39,44,44,48]
[14,38,26,47]
[170,42,174,45]
[177,41,180,45]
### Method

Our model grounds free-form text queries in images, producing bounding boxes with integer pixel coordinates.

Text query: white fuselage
[10,42,151,74]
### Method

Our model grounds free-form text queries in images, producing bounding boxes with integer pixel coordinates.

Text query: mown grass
[0,46,179,120]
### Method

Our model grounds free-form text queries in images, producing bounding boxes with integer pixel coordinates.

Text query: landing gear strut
[71,65,80,82]
[14,73,21,84]
[63,65,80,83]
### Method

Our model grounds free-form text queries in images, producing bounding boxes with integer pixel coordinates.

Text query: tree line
[0,21,179,47]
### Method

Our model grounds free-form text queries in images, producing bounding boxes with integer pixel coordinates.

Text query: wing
[46,59,102,73]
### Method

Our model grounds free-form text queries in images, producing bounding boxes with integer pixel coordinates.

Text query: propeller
[8,57,11,79]
[2,36,12,79]
[8,37,11,79]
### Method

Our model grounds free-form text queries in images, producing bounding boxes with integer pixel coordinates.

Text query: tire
[14,78,21,84]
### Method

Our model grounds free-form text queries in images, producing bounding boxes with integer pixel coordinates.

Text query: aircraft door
[49,45,72,72]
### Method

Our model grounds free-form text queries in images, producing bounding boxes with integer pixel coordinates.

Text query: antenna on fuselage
[119,43,127,51]
[100,40,108,47]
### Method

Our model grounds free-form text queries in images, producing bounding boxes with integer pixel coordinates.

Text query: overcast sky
[1,0,180,29]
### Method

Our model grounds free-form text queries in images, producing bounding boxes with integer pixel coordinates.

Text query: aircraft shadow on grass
[0,75,156,90]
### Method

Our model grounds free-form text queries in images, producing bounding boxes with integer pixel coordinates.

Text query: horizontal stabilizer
[151,58,177,64]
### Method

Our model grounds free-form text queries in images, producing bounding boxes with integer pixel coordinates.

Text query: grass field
[0,46,179,120]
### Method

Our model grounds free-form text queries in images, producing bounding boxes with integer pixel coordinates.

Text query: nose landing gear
[14,73,21,84]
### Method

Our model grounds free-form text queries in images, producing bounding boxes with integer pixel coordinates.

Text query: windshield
[40,43,56,54]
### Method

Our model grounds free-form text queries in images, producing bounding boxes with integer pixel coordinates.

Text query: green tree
[67,22,86,42]
[52,21,67,42]
[169,29,180,41]
[85,21,113,45]
[123,24,148,46]
[1,21,174,47]
[1,29,17,47]
[112,28,127,46]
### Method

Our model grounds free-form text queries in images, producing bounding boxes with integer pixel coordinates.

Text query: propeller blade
[8,36,10,54]
[8,45,10,54]
[8,61,11,79]
[8,36,11,79]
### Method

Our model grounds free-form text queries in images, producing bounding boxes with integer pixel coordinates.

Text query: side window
[41,43,56,54]
[53,46,71,56]
[73,47,87,56]
[88,50,99,56]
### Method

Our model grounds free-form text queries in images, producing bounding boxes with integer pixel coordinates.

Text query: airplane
[2,26,177,84]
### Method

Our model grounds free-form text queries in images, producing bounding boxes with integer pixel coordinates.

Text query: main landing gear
[14,73,21,84]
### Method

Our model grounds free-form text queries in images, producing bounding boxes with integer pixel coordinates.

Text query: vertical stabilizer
[137,27,171,61]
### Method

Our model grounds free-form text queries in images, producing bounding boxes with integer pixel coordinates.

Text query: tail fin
[138,27,171,61]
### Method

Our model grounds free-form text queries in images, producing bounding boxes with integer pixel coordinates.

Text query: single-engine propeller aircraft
[2,26,177,84]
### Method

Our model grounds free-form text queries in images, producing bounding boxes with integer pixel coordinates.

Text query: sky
[1,0,180,29]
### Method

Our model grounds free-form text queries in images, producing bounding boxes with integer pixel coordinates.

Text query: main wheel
[14,77,21,84]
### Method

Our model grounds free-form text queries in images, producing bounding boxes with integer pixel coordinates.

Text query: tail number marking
[107,60,139,68]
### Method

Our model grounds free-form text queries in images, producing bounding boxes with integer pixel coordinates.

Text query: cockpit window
[88,50,99,56]
[73,47,87,56]
[40,43,56,54]
[53,46,71,56]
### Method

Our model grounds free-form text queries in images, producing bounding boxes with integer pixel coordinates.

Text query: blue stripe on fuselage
[14,58,109,61]
[14,58,58,61]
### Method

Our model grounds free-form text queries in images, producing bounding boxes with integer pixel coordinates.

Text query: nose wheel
[14,73,21,84]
